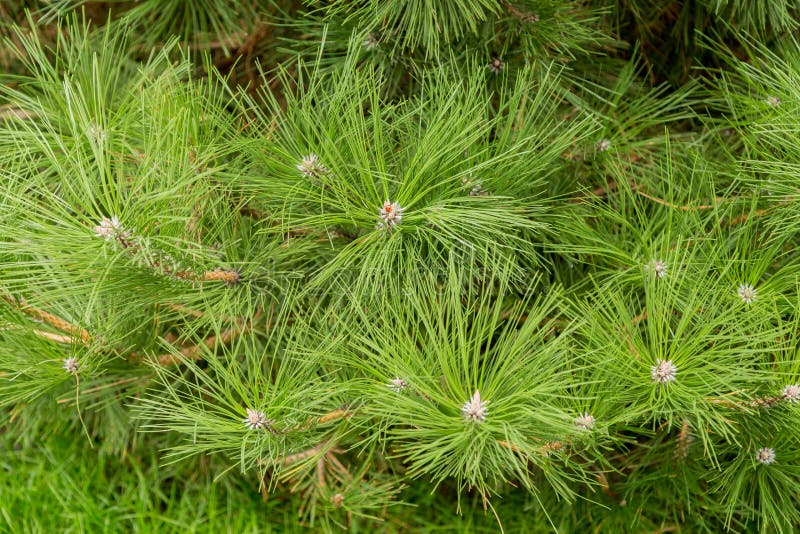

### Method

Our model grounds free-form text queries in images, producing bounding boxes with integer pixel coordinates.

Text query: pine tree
[2,3,800,532]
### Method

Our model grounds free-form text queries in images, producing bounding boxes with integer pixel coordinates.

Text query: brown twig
[304,409,353,429]
[193,269,241,284]
[540,441,566,455]
[727,208,769,226]
[32,330,78,344]
[129,306,264,366]
[317,409,352,424]
[594,469,616,497]
[497,439,567,456]
[708,393,785,410]
[26,308,91,342]
[275,409,357,435]
[0,106,38,121]
[326,452,351,481]
[275,441,349,488]
[674,419,692,460]
[316,456,327,487]
[114,236,240,285]
[497,439,523,452]
[6,296,92,344]
[163,302,205,318]
[154,321,249,365]
[503,2,539,22]
[283,444,327,465]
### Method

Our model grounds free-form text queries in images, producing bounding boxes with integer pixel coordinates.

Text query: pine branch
[503,2,539,23]
[32,330,78,344]
[708,391,794,411]
[108,229,241,285]
[288,409,355,433]
[5,296,92,344]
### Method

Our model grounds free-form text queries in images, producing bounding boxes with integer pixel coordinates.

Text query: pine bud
[363,33,378,50]
[597,139,612,152]
[647,259,667,279]
[756,447,776,465]
[574,412,596,431]
[766,95,781,108]
[296,154,328,179]
[63,357,79,374]
[93,216,129,241]
[651,359,677,384]
[377,200,404,231]
[461,390,489,423]
[782,384,800,403]
[387,377,407,393]
[487,57,504,74]
[461,176,488,197]
[242,408,271,431]
[87,124,106,144]
[737,284,756,304]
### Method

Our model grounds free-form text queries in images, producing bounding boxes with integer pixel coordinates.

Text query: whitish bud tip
[487,57,504,73]
[63,357,79,374]
[93,216,128,240]
[737,284,757,304]
[782,384,799,402]
[377,200,404,231]
[647,259,667,279]
[461,390,489,423]
[387,377,408,393]
[363,34,378,49]
[574,412,596,431]
[296,154,328,178]
[242,408,271,430]
[756,447,776,465]
[651,359,677,384]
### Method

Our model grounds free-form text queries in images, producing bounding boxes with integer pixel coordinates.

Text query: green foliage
[2,3,800,533]
[597,0,800,84]
[39,0,274,50]
[229,50,592,301]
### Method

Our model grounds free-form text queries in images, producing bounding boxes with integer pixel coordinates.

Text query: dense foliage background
[2,1,800,532]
